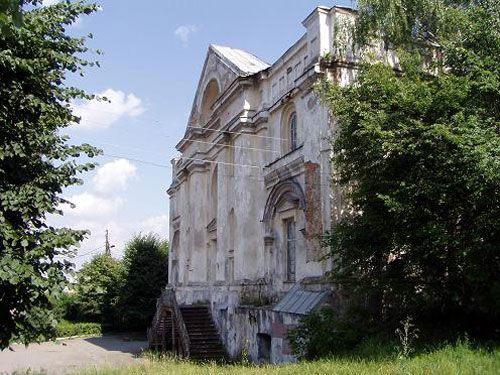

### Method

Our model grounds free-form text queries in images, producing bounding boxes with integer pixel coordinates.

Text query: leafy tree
[74,254,124,326]
[0,1,100,348]
[119,234,168,330]
[0,0,22,27]
[320,0,499,337]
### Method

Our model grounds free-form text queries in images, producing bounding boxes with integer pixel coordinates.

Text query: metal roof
[273,284,330,316]
[210,44,270,77]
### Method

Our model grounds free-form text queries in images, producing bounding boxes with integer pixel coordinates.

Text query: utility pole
[105,229,112,256]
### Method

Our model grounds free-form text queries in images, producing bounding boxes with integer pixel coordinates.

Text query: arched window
[281,107,299,154]
[289,112,298,151]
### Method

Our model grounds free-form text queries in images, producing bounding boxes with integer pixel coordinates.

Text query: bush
[56,320,102,338]
[288,307,360,360]
[52,291,80,321]
[119,234,168,331]
[74,254,124,326]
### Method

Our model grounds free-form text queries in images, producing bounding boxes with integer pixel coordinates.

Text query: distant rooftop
[210,44,270,77]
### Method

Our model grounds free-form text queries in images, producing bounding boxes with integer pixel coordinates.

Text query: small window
[294,62,302,80]
[289,112,298,151]
[285,218,296,282]
[279,76,285,94]
[286,67,293,87]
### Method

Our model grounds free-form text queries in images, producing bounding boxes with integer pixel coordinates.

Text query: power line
[185,125,287,142]
[70,135,169,158]
[74,245,105,258]
[177,155,262,169]
[72,133,281,156]
[99,153,265,170]
[174,137,280,154]
[72,105,289,141]
[102,153,172,169]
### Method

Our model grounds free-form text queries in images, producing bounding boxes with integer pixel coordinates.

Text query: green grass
[56,319,102,338]
[79,342,500,375]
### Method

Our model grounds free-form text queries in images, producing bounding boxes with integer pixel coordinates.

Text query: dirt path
[0,335,148,374]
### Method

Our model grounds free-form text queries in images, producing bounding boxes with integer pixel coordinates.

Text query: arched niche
[263,179,306,237]
[210,165,218,221]
[170,231,180,285]
[199,79,220,126]
[263,179,306,282]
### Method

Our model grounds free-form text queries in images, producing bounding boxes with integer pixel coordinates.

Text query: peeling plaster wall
[167,6,357,363]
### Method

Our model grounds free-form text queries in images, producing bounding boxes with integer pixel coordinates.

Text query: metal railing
[147,286,190,357]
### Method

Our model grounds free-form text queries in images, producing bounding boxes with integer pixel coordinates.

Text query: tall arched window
[281,107,298,154]
[289,112,298,151]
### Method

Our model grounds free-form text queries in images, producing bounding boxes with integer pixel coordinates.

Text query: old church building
[150,5,363,363]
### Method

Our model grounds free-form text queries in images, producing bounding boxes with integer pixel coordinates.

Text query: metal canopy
[273,284,329,316]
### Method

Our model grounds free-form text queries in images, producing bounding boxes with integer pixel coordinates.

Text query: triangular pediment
[185,45,269,130]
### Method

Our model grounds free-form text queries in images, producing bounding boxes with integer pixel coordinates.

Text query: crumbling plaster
[167,5,359,363]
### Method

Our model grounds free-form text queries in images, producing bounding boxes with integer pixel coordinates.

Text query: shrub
[74,254,124,326]
[56,320,102,338]
[287,307,366,360]
[119,234,168,331]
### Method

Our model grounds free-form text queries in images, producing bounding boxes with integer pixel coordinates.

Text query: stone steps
[180,305,227,361]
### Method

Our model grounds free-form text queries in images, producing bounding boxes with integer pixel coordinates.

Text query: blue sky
[46,0,354,267]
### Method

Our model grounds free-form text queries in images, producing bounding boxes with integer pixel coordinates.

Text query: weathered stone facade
[167,5,358,363]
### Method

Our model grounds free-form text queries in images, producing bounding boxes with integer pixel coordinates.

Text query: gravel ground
[0,335,148,375]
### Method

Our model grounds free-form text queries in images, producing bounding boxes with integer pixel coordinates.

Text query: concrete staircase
[180,305,227,361]
[148,289,227,361]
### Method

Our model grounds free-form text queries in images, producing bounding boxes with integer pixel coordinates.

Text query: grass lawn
[80,343,500,375]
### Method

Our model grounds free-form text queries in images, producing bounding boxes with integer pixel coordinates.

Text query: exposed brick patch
[305,161,323,261]
[271,322,287,338]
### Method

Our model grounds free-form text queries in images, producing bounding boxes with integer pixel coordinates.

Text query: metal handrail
[165,287,190,357]
[148,286,190,357]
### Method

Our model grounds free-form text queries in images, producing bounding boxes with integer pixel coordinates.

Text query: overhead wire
[174,138,280,154]
[68,107,337,177]
[72,104,289,141]
[74,245,106,258]
[184,125,287,142]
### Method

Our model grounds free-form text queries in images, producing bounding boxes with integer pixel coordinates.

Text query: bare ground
[0,335,147,375]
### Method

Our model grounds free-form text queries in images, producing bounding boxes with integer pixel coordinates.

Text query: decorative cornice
[264,153,304,188]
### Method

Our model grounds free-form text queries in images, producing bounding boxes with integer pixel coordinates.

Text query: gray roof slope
[273,284,330,316]
[210,44,270,77]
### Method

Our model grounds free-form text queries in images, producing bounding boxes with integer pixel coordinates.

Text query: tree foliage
[0,1,100,348]
[73,254,124,325]
[119,234,168,330]
[320,0,499,338]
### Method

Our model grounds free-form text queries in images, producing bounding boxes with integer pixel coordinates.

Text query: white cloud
[69,214,169,268]
[64,192,124,218]
[139,214,169,238]
[93,159,137,194]
[174,25,198,46]
[71,88,145,130]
